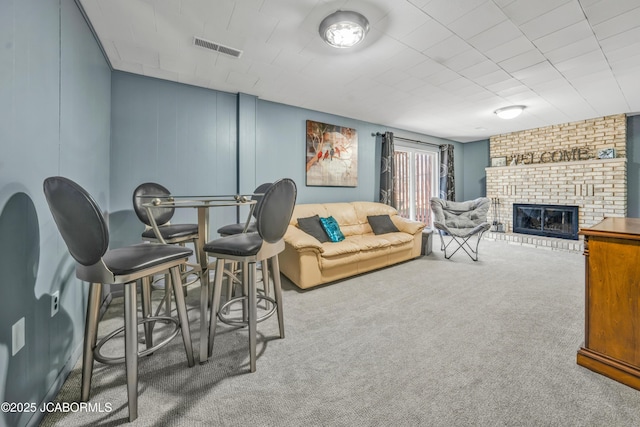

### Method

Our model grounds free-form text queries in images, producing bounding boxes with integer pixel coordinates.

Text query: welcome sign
[509,147,592,165]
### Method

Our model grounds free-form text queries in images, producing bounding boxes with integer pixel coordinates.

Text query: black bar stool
[44,176,195,422]
[204,178,296,372]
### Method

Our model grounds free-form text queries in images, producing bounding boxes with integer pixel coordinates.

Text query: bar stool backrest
[256,178,297,243]
[43,176,108,266]
[132,182,175,227]
[250,182,273,219]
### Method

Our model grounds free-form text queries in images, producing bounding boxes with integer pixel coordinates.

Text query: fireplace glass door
[513,204,579,240]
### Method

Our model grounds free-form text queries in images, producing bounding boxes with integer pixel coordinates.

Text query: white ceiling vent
[193,37,243,58]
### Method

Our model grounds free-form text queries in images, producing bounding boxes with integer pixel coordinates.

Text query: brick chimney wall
[486,114,627,234]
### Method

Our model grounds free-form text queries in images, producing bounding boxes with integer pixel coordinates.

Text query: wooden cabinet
[578,217,640,390]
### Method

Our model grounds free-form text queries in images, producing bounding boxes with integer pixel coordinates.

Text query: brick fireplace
[485,114,627,251]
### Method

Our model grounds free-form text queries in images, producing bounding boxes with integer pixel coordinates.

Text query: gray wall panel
[461,139,489,201]
[0,1,111,427]
[110,72,239,241]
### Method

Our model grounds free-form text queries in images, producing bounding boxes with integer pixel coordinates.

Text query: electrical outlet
[12,318,25,356]
[51,291,59,317]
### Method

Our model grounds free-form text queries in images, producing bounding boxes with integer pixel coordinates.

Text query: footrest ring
[217,295,277,327]
[93,316,181,365]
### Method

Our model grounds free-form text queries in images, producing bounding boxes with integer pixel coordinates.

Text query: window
[393,143,439,227]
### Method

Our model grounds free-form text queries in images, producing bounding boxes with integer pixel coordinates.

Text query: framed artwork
[491,156,507,167]
[305,120,358,187]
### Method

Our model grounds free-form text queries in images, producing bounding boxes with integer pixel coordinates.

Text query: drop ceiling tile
[226,70,260,88]
[484,36,534,63]
[447,1,506,40]
[227,1,279,40]
[592,5,640,39]
[159,53,198,75]
[393,76,428,93]
[420,0,488,25]
[500,0,572,25]
[441,49,487,72]
[266,21,314,53]
[511,61,561,85]
[553,50,608,74]
[426,68,464,85]
[472,69,512,86]
[378,1,430,39]
[531,20,593,53]
[459,60,502,80]
[544,37,601,64]
[389,48,430,70]
[497,49,545,73]
[467,20,523,52]
[493,0,517,7]
[583,0,640,25]
[401,19,453,52]
[271,50,312,72]
[406,58,448,79]
[519,1,584,40]
[599,26,640,54]
[423,34,472,61]
[114,40,159,67]
[373,69,412,86]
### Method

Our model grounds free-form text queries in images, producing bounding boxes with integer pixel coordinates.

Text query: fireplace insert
[513,204,579,240]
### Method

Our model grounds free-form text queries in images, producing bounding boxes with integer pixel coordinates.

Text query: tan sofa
[279,201,426,289]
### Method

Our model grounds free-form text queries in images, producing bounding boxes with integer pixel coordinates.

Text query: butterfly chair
[205,178,296,372]
[44,177,195,422]
[133,182,201,317]
[430,197,491,261]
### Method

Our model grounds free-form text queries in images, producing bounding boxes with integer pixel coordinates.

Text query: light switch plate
[12,317,25,356]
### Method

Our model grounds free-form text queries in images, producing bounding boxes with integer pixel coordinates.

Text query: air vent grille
[193,37,242,58]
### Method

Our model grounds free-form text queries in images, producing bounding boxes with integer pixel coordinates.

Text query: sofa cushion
[368,214,400,235]
[297,215,329,243]
[320,216,345,242]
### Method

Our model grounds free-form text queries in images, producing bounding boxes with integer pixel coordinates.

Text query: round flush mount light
[319,10,370,48]
[494,105,526,119]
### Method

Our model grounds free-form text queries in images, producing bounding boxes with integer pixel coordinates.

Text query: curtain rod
[371,132,442,148]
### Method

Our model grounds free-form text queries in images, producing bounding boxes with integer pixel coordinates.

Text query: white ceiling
[78,0,640,142]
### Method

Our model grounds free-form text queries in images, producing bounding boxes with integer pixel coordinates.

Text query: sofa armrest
[283,225,324,253]
[391,216,426,235]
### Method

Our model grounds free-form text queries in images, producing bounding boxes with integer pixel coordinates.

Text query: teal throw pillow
[319,216,345,242]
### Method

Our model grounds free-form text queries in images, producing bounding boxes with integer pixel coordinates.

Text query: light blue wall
[461,139,490,200]
[255,100,460,204]
[0,1,111,427]
[627,115,640,218]
[109,72,239,244]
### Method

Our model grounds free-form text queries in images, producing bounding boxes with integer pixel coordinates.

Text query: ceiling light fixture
[494,105,526,119]
[319,10,369,49]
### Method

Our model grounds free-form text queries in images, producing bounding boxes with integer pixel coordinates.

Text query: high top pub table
[143,194,257,363]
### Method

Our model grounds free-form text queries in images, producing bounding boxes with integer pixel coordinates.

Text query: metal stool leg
[81,282,102,402]
[169,266,195,367]
[124,282,139,422]
[270,255,285,339]
[208,258,225,357]
[141,277,153,349]
[248,262,257,373]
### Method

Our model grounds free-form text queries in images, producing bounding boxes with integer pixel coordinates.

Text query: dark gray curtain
[379,131,395,207]
[439,144,455,201]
